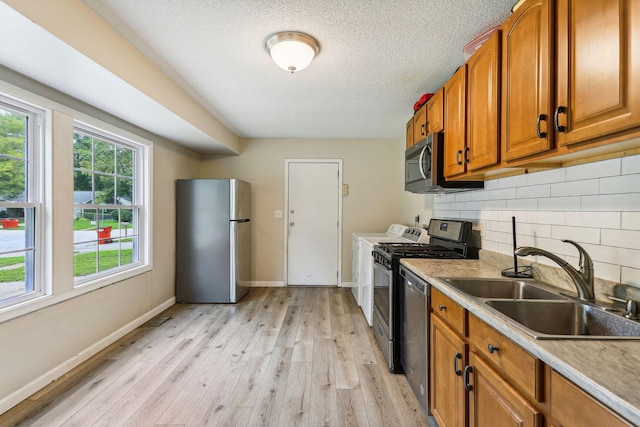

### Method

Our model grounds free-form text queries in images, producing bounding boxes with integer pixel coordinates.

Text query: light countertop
[401,256,640,426]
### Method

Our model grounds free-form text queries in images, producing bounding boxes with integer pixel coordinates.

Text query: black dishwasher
[400,265,429,416]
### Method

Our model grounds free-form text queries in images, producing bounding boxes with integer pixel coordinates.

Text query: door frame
[284,159,343,286]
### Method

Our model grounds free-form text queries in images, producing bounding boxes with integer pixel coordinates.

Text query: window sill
[0,263,152,325]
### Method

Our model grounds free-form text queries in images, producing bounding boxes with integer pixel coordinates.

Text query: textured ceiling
[82,0,514,140]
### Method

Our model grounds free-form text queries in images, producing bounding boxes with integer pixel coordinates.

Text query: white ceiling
[81,0,515,141]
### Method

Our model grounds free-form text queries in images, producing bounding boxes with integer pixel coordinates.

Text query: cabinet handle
[453,352,463,376]
[456,150,463,165]
[488,344,499,354]
[420,123,426,136]
[536,114,548,138]
[438,304,446,311]
[554,106,567,132]
[463,365,473,391]
[464,147,470,164]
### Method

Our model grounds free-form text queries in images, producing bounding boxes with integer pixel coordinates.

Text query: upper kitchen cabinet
[406,117,414,149]
[466,30,501,172]
[443,65,468,178]
[501,0,553,162]
[444,30,501,180]
[413,102,428,146]
[555,0,640,147]
[427,88,445,134]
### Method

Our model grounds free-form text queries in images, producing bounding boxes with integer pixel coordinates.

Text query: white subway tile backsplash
[485,230,510,244]
[507,198,538,211]
[601,229,640,250]
[516,223,552,238]
[483,200,508,210]
[565,158,621,181]
[432,154,640,284]
[621,212,640,230]
[621,153,640,175]
[524,211,565,225]
[581,243,640,270]
[551,179,599,197]
[621,267,640,288]
[517,184,550,198]
[600,174,640,194]
[498,174,528,188]
[526,167,566,185]
[591,262,621,283]
[538,196,582,211]
[566,212,621,229]
[581,194,640,212]
[551,225,601,244]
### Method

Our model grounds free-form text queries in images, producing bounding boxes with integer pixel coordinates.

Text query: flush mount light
[265,31,320,73]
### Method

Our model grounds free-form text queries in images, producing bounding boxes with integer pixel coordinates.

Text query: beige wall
[202,138,402,283]
[0,71,201,412]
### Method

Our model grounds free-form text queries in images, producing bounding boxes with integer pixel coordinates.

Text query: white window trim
[0,80,153,324]
[71,120,153,289]
[0,94,47,311]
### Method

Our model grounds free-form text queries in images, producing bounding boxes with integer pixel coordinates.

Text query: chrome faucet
[514,240,595,301]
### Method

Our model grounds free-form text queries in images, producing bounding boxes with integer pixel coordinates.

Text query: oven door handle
[418,145,428,180]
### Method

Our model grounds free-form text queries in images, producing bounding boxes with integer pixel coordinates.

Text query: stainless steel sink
[485,300,640,339]
[440,277,568,300]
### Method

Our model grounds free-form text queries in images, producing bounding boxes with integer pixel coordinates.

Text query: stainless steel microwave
[405,132,483,193]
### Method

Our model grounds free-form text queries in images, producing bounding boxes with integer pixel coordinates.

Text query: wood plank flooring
[0,287,431,426]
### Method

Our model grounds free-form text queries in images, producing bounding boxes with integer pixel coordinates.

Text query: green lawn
[74,249,133,277]
[0,250,133,282]
[74,218,132,231]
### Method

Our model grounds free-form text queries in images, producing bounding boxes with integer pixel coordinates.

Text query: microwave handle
[418,145,428,179]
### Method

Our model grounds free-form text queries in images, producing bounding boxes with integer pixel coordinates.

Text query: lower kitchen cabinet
[550,371,632,427]
[430,314,468,427]
[468,351,542,427]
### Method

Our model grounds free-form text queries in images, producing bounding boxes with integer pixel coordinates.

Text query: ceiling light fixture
[265,31,320,73]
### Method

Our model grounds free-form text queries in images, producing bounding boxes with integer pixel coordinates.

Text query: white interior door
[286,160,341,286]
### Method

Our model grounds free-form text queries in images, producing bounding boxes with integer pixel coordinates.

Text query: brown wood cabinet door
[556,0,640,147]
[501,0,553,162]
[406,117,414,149]
[550,371,632,427]
[430,314,467,427]
[427,88,444,133]
[413,103,427,144]
[468,352,542,427]
[467,30,501,171]
[444,65,467,178]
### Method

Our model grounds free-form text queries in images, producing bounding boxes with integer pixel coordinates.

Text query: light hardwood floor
[0,287,431,426]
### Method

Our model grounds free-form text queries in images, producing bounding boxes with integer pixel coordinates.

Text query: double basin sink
[439,277,640,339]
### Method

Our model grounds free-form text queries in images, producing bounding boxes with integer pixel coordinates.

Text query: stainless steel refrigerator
[176,179,251,303]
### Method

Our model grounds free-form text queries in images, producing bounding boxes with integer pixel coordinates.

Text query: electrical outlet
[275,210,283,218]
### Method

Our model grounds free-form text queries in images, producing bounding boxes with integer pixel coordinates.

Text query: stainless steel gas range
[371,218,478,374]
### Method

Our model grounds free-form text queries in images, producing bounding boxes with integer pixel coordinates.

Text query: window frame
[72,121,151,288]
[0,94,45,310]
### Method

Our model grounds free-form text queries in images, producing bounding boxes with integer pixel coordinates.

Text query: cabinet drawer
[468,314,542,402]
[550,371,632,427]
[431,288,466,336]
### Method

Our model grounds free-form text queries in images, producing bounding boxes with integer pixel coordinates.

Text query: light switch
[275,210,283,218]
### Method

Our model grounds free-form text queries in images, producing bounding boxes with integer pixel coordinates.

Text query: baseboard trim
[339,282,356,288]
[248,281,285,287]
[0,297,176,416]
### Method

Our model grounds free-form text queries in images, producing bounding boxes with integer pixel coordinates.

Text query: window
[0,95,43,307]
[73,124,146,285]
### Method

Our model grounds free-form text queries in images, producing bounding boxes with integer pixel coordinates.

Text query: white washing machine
[352,225,428,326]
